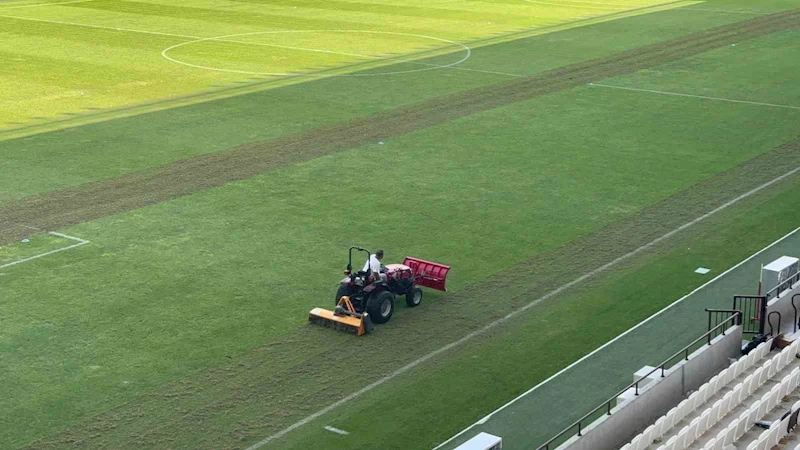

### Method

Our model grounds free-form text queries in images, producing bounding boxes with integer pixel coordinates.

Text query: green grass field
[2,0,800,449]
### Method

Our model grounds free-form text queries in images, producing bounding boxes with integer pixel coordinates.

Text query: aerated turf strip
[21,135,800,450]
[1,9,799,245]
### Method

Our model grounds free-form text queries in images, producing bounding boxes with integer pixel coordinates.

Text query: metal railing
[766,271,800,300]
[733,295,767,335]
[767,311,782,337]
[535,311,742,450]
[707,309,742,340]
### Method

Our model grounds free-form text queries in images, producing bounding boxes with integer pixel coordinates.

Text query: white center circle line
[161,30,471,77]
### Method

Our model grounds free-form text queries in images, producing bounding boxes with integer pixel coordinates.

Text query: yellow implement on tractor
[308,296,374,336]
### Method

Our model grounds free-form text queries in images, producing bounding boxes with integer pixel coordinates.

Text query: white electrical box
[762,256,799,298]
[455,432,502,450]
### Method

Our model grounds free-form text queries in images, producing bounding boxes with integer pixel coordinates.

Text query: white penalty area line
[0,232,89,270]
[434,180,800,450]
[589,83,800,111]
[245,168,800,450]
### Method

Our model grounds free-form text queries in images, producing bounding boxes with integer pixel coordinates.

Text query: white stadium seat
[736,410,749,440]
[688,417,701,443]
[653,416,666,439]
[641,424,655,448]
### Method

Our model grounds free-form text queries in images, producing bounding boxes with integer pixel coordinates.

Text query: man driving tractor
[362,249,386,282]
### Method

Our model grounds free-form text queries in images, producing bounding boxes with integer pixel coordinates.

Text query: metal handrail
[767,311,782,337]
[535,311,741,450]
[766,271,800,300]
[706,309,741,342]
[792,294,800,333]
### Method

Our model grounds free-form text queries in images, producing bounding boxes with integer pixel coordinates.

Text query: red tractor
[309,247,450,335]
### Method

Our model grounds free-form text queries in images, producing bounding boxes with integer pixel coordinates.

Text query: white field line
[522,0,623,10]
[0,0,697,80]
[589,83,800,111]
[434,214,800,448]
[0,232,89,270]
[0,0,95,9]
[245,169,800,450]
[323,426,350,436]
[0,13,204,38]
[683,7,768,15]
[0,14,471,74]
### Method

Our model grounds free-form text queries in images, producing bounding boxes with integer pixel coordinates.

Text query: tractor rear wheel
[367,291,395,324]
[406,286,423,307]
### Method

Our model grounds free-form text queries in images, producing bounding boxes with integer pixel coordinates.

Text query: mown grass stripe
[1,9,797,246]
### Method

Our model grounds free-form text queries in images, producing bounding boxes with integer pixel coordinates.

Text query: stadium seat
[703,438,715,450]
[677,399,690,423]
[731,383,743,407]
[736,410,750,440]
[761,360,773,382]
[745,441,757,450]
[755,430,768,450]
[710,400,722,424]
[791,367,800,391]
[770,354,781,378]
[665,407,677,431]
[734,358,745,378]
[665,435,677,450]
[724,364,736,385]
[628,435,641,450]
[753,367,764,388]
[698,409,710,437]
[653,416,666,440]
[688,391,701,411]
[699,382,712,404]
[751,398,764,423]
[745,350,756,370]
[743,374,755,396]
[675,426,689,449]
[713,435,724,450]
[723,419,737,446]
[708,375,720,396]
[758,392,771,419]
[641,424,655,448]
[780,346,792,371]
[687,417,700,444]
[760,340,772,360]
[714,428,726,449]
[781,374,793,398]
[716,369,729,391]
[768,385,781,411]
[721,391,733,416]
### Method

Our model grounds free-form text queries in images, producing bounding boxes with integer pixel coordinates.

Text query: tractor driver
[362,249,386,283]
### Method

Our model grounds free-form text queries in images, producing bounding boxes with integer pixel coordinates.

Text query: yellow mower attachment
[308,296,374,336]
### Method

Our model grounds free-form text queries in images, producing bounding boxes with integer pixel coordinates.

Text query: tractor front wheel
[335,285,350,305]
[406,286,423,307]
[367,291,395,324]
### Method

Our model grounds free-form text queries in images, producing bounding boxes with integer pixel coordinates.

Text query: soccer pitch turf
[2,1,800,449]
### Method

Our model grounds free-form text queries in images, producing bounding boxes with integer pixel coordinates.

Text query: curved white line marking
[521,0,625,11]
[161,30,471,77]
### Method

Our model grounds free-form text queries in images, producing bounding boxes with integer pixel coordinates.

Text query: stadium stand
[530,256,800,450]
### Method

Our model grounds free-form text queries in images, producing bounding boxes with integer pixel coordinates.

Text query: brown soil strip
[21,135,800,450]
[2,10,798,246]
